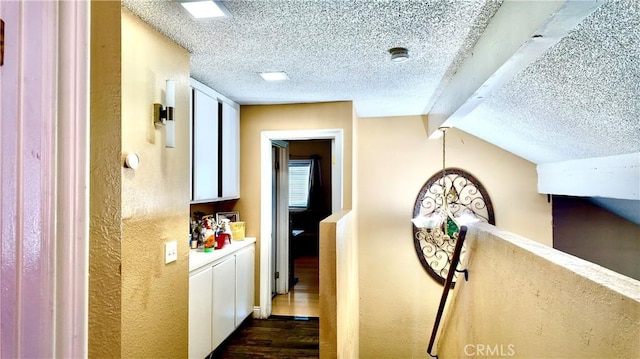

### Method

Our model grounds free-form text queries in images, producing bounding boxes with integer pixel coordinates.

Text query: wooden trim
[55,1,90,357]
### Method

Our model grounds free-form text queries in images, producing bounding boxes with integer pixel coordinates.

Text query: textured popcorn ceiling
[122,0,502,117]
[123,0,638,168]
[457,0,640,164]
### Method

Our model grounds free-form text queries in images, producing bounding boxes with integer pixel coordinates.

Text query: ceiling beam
[537,153,640,200]
[425,0,603,138]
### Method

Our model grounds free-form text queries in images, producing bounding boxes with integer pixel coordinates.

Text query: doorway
[271,140,332,317]
[258,129,344,319]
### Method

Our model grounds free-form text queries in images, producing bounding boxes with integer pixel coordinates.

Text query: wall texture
[553,195,640,280]
[89,6,191,358]
[121,10,191,358]
[319,210,359,359]
[89,2,123,357]
[236,102,355,304]
[438,222,640,358]
[356,116,552,358]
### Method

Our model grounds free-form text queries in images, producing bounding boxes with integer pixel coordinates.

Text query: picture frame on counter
[216,211,239,223]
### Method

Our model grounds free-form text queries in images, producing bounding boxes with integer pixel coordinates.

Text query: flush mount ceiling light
[389,47,409,62]
[180,0,230,19]
[259,71,289,81]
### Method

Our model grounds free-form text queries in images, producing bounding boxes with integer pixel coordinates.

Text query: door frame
[56,1,90,356]
[258,129,343,318]
[0,1,89,356]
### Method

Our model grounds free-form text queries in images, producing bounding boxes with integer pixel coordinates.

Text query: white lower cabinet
[211,256,236,350]
[188,267,213,359]
[235,245,255,324]
[189,241,255,359]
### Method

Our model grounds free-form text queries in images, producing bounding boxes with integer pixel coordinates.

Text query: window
[289,160,313,208]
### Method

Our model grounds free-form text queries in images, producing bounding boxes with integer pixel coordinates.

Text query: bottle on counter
[220,218,233,241]
[190,220,199,249]
[190,234,198,249]
[203,219,216,253]
[215,219,231,249]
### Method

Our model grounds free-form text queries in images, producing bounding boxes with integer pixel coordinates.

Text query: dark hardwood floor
[209,315,319,359]
[209,256,320,358]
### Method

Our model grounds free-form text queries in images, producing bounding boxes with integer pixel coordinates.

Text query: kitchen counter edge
[189,237,257,273]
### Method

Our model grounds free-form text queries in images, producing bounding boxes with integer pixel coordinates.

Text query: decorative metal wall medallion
[412,168,495,285]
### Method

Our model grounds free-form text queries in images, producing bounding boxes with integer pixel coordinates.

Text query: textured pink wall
[0,1,56,358]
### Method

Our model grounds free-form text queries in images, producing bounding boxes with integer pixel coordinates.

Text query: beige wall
[89,6,191,358]
[356,116,552,358]
[320,210,359,359]
[553,196,640,280]
[438,222,640,358]
[89,2,122,357]
[121,10,191,358]
[236,102,355,303]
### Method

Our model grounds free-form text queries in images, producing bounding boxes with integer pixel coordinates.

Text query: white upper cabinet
[192,89,219,201]
[221,102,240,199]
[190,79,240,202]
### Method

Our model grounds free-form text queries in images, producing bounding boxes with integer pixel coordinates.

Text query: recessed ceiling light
[389,47,409,62]
[180,1,228,19]
[259,72,289,81]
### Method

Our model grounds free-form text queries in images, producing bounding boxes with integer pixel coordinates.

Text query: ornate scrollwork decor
[412,168,495,285]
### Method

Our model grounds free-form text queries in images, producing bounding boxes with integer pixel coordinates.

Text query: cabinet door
[211,256,236,350]
[192,89,219,201]
[235,245,255,325]
[221,102,239,199]
[188,267,213,359]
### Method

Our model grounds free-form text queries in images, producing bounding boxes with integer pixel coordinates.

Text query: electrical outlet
[165,241,178,264]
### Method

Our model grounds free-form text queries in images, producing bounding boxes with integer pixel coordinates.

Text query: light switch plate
[165,241,177,264]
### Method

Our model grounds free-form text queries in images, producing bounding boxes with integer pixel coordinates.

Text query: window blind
[289,159,312,208]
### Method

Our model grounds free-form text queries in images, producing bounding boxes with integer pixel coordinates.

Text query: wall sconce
[154,79,176,148]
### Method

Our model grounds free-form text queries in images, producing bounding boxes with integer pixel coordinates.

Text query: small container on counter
[229,221,245,240]
[203,218,216,253]
[215,232,230,249]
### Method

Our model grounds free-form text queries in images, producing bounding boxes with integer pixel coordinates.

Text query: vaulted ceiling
[123,0,639,223]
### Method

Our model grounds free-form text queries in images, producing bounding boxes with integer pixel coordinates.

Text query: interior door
[271,145,277,298]
[271,141,290,294]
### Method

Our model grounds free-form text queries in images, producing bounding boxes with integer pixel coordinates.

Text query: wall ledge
[471,222,640,301]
